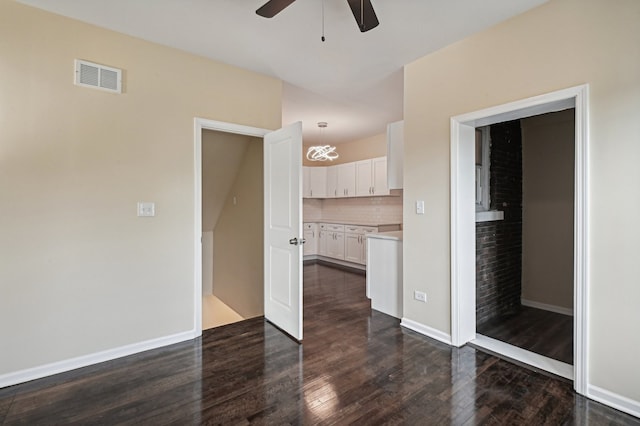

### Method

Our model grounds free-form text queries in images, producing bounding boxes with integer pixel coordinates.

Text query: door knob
[289,237,306,246]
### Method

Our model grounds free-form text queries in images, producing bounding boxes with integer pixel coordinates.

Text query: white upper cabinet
[303,144,399,198]
[309,166,327,198]
[302,166,327,198]
[356,157,389,196]
[387,120,404,190]
[325,165,338,198]
[372,157,389,195]
[303,167,311,198]
[355,160,373,196]
[337,163,356,197]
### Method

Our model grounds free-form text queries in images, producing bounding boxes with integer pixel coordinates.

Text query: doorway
[450,85,589,395]
[193,119,304,341]
[193,119,270,335]
[201,129,264,330]
[474,110,575,366]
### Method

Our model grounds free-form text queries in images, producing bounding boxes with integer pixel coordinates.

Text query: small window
[475,127,490,211]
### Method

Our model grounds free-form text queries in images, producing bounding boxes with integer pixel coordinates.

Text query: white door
[264,122,304,341]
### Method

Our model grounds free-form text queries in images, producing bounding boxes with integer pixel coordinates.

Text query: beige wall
[521,110,574,311]
[303,132,386,166]
[0,1,281,376]
[202,131,253,232]
[213,140,264,318]
[403,0,640,401]
[201,130,254,297]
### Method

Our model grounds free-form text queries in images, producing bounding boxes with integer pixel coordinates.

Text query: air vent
[74,59,122,93]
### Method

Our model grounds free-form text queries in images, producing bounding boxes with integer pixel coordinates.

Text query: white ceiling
[17,0,547,145]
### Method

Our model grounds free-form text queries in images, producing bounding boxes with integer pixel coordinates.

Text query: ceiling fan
[256,0,379,33]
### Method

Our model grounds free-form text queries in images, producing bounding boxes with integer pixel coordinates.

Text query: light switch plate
[416,200,425,215]
[137,202,155,217]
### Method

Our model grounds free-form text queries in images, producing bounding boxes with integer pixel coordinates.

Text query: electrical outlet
[414,290,427,303]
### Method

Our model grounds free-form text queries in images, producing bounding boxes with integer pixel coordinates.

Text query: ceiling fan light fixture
[256,0,379,33]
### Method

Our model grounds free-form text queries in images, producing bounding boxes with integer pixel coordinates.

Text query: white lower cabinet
[320,223,345,260]
[305,222,400,267]
[326,232,345,260]
[367,233,403,318]
[344,232,362,263]
[344,225,378,264]
[303,223,318,256]
[318,230,328,256]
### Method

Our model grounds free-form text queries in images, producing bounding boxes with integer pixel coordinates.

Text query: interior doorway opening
[193,119,269,336]
[474,110,575,367]
[194,119,304,341]
[450,85,589,395]
[201,129,264,330]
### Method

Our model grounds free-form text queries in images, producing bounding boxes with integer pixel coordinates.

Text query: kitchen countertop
[304,220,402,227]
[366,231,403,241]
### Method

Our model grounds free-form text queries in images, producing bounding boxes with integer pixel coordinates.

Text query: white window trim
[475,126,502,222]
[476,126,491,211]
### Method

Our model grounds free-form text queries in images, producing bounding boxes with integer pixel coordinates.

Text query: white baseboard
[400,318,452,345]
[472,334,574,380]
[588,384,640,419]
[0,329,197,389]
[521,298,573,316]
[305,255,366,271]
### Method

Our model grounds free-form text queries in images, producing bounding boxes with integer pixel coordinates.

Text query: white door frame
[450,85,589,395]
[193,118,270,335]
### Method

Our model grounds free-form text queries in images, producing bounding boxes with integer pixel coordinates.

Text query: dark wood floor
[1,264,638,425]
[477,306,574,364]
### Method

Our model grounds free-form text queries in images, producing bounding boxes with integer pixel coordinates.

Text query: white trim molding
[521,298,573,316]
[0,330,195,389]
[472,334,573,380]
[450,84,590,396]
[587,385,640,419]
[475,210,504,222]
[400,318,452,345]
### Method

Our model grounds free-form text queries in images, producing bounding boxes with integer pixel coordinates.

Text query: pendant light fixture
[306,122,339,161]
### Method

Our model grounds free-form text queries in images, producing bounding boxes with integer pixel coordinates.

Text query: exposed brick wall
[476,120,523,326]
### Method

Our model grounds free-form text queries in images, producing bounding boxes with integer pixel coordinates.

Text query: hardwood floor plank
[1,264,638,425]
[0,394,13,425]
[477,305,574,364]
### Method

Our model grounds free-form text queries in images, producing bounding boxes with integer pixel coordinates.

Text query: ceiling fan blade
[256,0,296,18]
[346,0,379,32]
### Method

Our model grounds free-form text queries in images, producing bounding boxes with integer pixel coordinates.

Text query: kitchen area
[302,121,404,319]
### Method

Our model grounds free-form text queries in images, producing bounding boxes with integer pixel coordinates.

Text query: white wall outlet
[416,200,425,215]
[414,290,427,303]
[137,202,155,217]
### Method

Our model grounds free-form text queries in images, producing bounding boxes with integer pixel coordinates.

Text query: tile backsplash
[303,194,403,225]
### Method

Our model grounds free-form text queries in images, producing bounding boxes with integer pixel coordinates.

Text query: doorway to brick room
[450,85,589,396]
[474,110,575,367]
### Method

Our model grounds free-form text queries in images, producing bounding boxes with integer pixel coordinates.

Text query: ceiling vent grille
[74,59,122,94]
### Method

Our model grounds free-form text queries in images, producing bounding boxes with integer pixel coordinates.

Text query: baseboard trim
[303,255,366,271]
[400,318,452,345]
[0,329,197,389]
[588,384,640,419]
[472,334,574,380]
[521,298,573,316]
